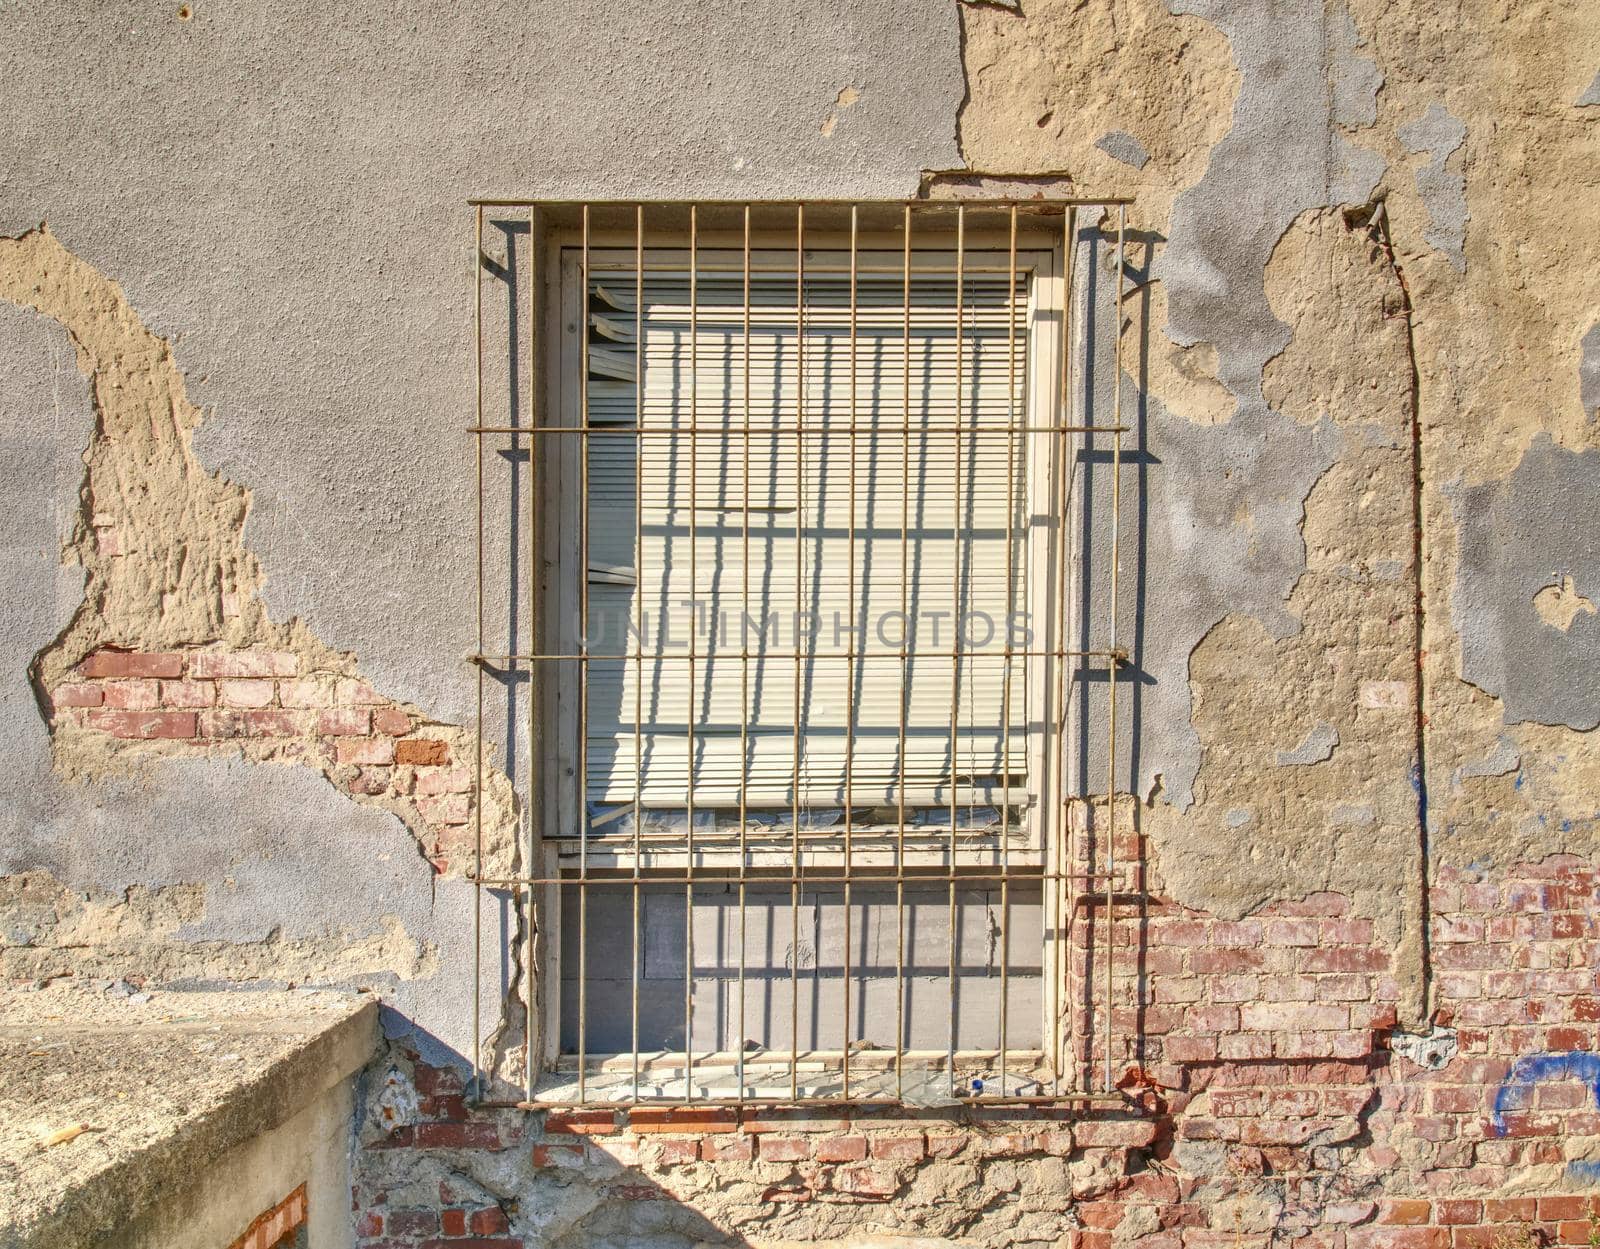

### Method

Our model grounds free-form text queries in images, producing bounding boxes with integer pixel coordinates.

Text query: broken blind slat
[580,261,1031,820]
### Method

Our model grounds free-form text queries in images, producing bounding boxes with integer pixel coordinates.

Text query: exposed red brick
[654,1138,700,1164]
[189,650,298,679]
[440,1208,468,1236]
[629,1108,738,1135]
[1075,1118,1158,1148]
[543,1110,618,1135]
[337,678,384,705]
[414,1122,501,1149]
[758,1135,811,1162]
[701,1134,754,1161]
[102,679,159,710]
[418,794,471,825]
[815,1134,867,1162]
[373,706,413,735]
[1539,1197,1599,1220]
[415,767,473,795]
[51,681,103,708]
[868,1134,924,1161]
[397,738,451,766]
[337,737,396,766]
[160,679,215,708]
[198,708,305,738]
[1379,1200,1433,1226]
[278,676,336,708]
[88,709,196,739]
[319,707,371,736]
[1434,1200,1483,1225]
[79,649,185,679]
[469,1208,511,1236]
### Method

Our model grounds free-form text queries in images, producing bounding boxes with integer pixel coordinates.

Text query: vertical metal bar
[632,205,645,1101]
[525,206,541,1101]
[999,205,1018,1097]
[791,203,805,1102]
[1104,203,1125,1093]
[737,205,751,1104]
[842,205,858,1100]
[947,203,965,1090]
[472,204,485,1099]
[685,204,699,1102]
[1054,206,1078,1095]
[577,204,591,1104]
[896,204,911,1103]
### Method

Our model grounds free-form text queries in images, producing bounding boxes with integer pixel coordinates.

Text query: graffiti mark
[1492,1051,1600,1185]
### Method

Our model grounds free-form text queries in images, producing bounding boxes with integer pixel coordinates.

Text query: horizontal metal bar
[471,649,1129,664]
[468,196,1136,208]
[483,1093,1129,1109]
[469,872,1118,887]
[469,424,1129,436]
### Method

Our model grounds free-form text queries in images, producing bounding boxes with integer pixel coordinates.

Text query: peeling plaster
[1580,321,1600,422]
[1156,0,1387,414]
[1455,436,1600,731]
[1329,9,1383,129]
[1397,104,1469,273]
[1577,71,1600,107]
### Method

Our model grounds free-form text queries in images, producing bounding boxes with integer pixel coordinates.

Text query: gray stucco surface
[1455,435,1600,730]
[0,0,963,730]
[1581,321,1600,421]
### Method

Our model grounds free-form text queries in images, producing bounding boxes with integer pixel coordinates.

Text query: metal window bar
[468,198,1133,1109]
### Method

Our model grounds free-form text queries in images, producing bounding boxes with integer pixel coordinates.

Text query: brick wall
[350,856,1600,1248]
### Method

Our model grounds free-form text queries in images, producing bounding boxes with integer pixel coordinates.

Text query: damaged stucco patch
[0,225,516,878]
[1397,104,1468,273]
[1454,435,1600,731]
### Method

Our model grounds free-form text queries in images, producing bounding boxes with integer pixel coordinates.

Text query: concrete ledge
[0,983,379,1249]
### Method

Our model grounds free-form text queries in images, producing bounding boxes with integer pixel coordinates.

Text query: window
[469,199,1132,1108]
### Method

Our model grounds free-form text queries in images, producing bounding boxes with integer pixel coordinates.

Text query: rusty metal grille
[468,198,1132,1109]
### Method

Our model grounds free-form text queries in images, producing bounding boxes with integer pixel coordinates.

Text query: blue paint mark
[1571,1159,1600,1185]
[1515,773,1525,790]
[1492,1052,1600,1134]
[1562,819,1574,832]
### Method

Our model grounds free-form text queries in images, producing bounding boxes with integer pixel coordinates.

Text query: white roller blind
[579,256,1032,818]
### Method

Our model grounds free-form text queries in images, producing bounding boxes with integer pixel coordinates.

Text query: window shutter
[581,257,1031,821]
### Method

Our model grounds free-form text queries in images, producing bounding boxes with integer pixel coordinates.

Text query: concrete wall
[3,0,1600,1246]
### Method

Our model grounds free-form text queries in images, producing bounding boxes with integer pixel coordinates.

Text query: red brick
[1165,1035,1220,1062]
[354,1210,383,1238]
[655,1138,700,1164]
[469,1208,510,1236]
[1241,1003,1349,1031]
[1348,1228,1451,1249]
[629,1108,738,1134]
[758,1135,811,1162]
[1434,1200,1482,1225]
[1379,1200,1432,1226]
[88,709,196,739]
[218,678,277,708]
[337,737,396,766]
[1075,1118,1158,1148]
[386,1210,439,1236]
[693,1133,749,1161]
[51,681,103,708]
[102,679,159,710]
[1484,1200,1539,1223]
[397,738,451,766]
[544,1109,618,1136]
[415,1240,522,1249]
[869,1134,924,1161]
[319,707,372,735]
[815,1134,867,1162]
[79,649,185,679]
[414,1122,502,1149]
[373,706,413,736]
[1539,1197,1599,1220]
[160,679,215,708]
[415,767,473,795]
[440,1208,468,1237]
[278,676,336,707]
[1451,1228,1511,1249]
[189,650,298,679]
[198,708,304,737]
[1303,947,1390,973]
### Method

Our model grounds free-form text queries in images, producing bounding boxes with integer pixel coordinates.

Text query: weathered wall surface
[4,0,1600,1245]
